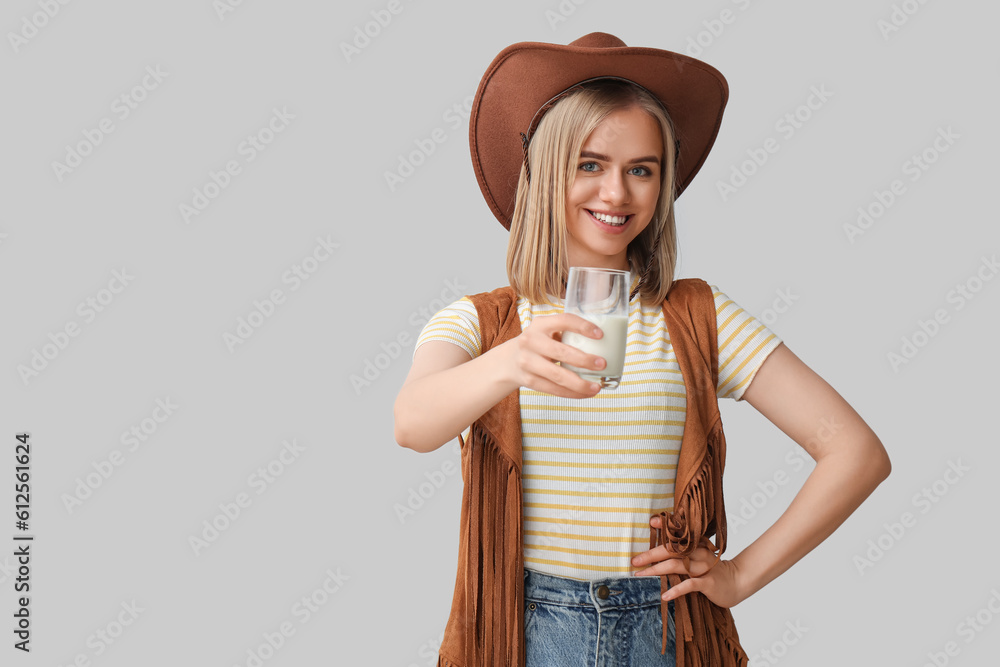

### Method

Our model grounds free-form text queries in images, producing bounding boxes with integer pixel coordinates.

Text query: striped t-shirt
[413,276,782,581]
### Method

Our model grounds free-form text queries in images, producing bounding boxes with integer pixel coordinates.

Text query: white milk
[560,314,629,381]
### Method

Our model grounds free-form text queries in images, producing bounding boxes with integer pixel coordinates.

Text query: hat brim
[469,39,729,230]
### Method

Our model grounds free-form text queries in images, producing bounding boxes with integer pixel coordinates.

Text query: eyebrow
[580,150,661,165]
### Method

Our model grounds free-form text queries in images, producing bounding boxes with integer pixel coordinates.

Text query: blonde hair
[506,79,678,307]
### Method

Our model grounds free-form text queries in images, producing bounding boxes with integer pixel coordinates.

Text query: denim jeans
[524,568,676,667]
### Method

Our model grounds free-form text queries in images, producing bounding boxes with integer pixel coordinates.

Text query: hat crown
[569,32,628,49]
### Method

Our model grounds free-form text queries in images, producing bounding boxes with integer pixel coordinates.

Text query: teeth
[591,211,628,225]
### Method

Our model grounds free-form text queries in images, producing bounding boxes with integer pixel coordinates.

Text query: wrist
[491,338,523,394]
[729,553,762,604]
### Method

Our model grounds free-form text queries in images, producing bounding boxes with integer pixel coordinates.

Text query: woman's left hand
[630,515,749,609]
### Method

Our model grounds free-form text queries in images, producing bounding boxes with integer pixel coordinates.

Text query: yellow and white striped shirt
[413,277,782,581]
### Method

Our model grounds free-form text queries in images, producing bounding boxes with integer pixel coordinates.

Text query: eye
[629,165,653,177]
[579,161,600,172]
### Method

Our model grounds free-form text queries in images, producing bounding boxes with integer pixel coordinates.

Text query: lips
[587,209,631,232]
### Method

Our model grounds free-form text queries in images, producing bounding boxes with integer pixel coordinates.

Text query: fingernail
[593,327,602,337]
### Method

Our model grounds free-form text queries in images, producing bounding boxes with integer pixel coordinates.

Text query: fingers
[522,353,600,397]
[632,549,694,578]
[536,316,606,368]
[633,531,741,606]
[647,517,721,573]
[661,577,700,603]
[546,313,605,339]
[545,337,606,373]
[633,559,689,578]
[633,542,720,579]
[526,371,599,399]
[518,315,608,397]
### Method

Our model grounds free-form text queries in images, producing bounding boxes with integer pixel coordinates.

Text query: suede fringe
[458,422,525,667]
[652,421,749,666]
[438,280,746,666]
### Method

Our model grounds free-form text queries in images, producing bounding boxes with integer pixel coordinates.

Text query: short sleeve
[711,285,783,401]
[412,297,483,361]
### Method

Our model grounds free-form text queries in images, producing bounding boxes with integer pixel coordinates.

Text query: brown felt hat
[469,32,729,230]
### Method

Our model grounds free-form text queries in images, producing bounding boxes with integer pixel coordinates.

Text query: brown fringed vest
[437,278,749,667]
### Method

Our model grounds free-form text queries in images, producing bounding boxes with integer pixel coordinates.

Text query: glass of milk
[559,267,630,389]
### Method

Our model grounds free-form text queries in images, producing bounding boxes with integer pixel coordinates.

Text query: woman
[395,32,890,667]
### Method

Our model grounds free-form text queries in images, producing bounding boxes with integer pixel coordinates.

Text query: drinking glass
[559,267,630,389]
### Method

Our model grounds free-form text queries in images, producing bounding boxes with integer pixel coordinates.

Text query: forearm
[394,341,520,453]
[730,438,890,600]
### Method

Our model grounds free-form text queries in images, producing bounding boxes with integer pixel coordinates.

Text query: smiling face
[564,104,663,271]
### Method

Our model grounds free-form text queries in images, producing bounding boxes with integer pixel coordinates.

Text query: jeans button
[596,585,610,599]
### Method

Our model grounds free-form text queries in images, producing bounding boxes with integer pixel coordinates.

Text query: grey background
[2,0,997,665]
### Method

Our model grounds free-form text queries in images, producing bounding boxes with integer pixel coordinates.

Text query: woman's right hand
[396,312,609,452]
[503,313,607,399]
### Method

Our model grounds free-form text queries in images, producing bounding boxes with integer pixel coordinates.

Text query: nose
[599,169,628,206]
